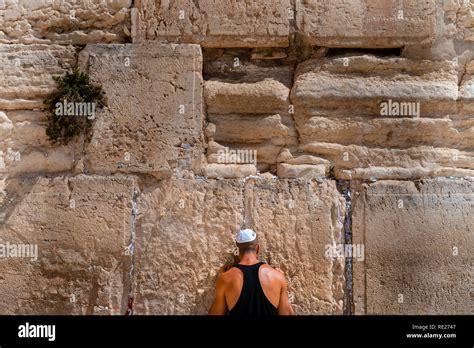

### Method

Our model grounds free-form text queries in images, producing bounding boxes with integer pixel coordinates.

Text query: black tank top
[228,262,278,316]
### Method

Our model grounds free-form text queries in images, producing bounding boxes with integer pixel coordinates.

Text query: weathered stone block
[0,110,79,175]
[277,163,328,178]
[291,55,472,180]
[79,43,204,177]
[203,163,257,179]
[0,44,77,110]
[205,79,290,115]
[133,179,245,314]
[443,0,474,42]
[296,0,436,48]
[0,175,135,314]
[207,142,282,166]
[292,55,459,118]
[301,142,474,180]
[133,178,345,314]
[204,65,293,114]
[298,117,473,149]
[251,179,346,314]
[209,114,297,145]
[460,61,474,117]
[0,0,131,44]
[352,178,474,314]
[205,63,296,168]
[133,0,290,47]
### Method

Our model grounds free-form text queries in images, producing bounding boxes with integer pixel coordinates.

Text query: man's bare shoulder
[260,263,286,282]
[218,267,241,283]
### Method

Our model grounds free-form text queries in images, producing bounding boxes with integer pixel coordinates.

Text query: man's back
[210,261,294,316]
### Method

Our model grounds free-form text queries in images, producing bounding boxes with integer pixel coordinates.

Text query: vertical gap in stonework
[125,188,139,315]
[337,180,353,315]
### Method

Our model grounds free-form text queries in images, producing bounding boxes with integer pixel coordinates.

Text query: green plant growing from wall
[44,68,106,145]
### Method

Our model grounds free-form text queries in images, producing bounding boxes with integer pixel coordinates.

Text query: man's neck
[238,253,259,265]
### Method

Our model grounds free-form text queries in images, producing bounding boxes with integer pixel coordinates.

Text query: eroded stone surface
[204,62,296,169]
[0,0,132,44]
[352,178,474,314]
[80,42,204,177]
[133,0,290,47]
[209,114,297,145]
[203,163,257,178]
[0,44,77,110]
[291,55,473,180]
[277,163,328,179]
[0,175,135,314]
[133,178,345,314]
[292,55,459,116]
[296,0,436,48]
[0,110,79,175]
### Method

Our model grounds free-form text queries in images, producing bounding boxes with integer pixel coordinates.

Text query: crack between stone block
[124,187,139,315]
[66,177,73,203]
[337,179,353,315]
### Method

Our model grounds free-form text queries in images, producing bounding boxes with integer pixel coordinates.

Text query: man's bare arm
[277,275,295,315]
[208,273,228,315]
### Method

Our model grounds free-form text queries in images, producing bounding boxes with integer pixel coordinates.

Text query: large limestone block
[352,178,474,314]
[276,163,329,178]
[0,175,135,314]
[204,63,296,168]
[133,0,290,47]
[444,0,474,42]
[291,55,471,180]
[79,43,204,177]
[204,65,293,115]
[298,117,473,150]
[301,142,474,180]
[0,0,131,44]
[205,79,291,115]
[402,1,474,60]
[203,163,257,178]
[207,141,283,166]
[296,0,436,48]
[292,55,459,118]
[0,44,77,110]
[134,178,345,314]
[0,110,79,175]
[249,179,346,314]
[208,114,297,145]
[133,179,245,315]
[459,61,474,121]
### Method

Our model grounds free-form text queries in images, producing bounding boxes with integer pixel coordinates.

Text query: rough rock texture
[352,178,474,314]
[202,163,257,179]
[0,44,79,175]
[291,54,474,180]
[0,1,473,316]
[296,0,436,48]
[133,0,290,47]
[292,55,459,117]
[0,175,135,314]
[402,0,474,62]
[133,178,345,314]
[0,110,79,175]
[0,0,132,44]
[204,61,297,171]
[79,42,204,178]
[444,0,474,43]
[0,44,77,110]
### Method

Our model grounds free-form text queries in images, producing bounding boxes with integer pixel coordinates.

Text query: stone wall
[0,0,472,315]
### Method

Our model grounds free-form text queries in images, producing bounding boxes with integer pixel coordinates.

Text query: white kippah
[235,229,257,244]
